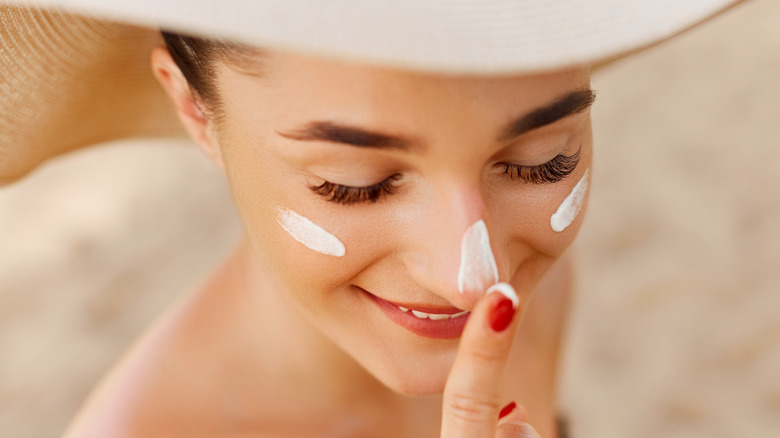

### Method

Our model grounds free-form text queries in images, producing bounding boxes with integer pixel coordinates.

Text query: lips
[363,289,470,339]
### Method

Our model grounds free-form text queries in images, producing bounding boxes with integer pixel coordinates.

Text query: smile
[361,287,471,339]
[397,306,470,320]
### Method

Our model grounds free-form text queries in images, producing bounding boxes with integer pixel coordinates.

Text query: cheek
[218,152,347,306]
[275,207,345,257]
[494,166,591,288]
[550,168,589,233]
[217,136,398,313]
[227,176,392,310]
[247,206,350,292]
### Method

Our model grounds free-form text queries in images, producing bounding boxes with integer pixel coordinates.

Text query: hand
[440,283,541,438]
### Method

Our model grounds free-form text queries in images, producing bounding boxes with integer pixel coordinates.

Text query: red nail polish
[498,401,517,420]
[488,295,515,332]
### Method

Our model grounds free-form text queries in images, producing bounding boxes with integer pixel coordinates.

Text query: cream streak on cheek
[550,168,589,232]
[457,219,499,295]
[275,207,346,257]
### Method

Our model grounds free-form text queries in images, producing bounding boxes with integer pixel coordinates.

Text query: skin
[64,47,591,438]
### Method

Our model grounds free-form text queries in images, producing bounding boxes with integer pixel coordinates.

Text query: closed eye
[310,146,581,205]
[310,174,402,205]
[499,146,581,184]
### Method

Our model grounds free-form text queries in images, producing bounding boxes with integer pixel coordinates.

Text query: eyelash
[311,174,402,205]
[500,146,581,184]
[310,146,581,205]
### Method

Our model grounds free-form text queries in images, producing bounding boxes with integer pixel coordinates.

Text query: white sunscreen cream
[275,207,346,257]
[550,169,590,233]
[457,219,499,295]
[486,282,520,308]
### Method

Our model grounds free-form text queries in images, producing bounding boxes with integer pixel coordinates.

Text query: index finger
[440,283,522,438]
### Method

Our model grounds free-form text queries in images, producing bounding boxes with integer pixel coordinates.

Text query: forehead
[218,49,590,134]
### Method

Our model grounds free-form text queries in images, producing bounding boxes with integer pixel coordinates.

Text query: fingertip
[514,403,528,422]
[486,282,519,309]
[497,402,528,425]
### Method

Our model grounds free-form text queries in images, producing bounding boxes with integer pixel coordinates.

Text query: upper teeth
[400,307,469,320]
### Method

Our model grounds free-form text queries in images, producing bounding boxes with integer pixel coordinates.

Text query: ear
[150,46,224,169]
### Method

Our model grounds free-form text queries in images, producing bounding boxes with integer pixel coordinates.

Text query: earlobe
[150,46,224,169]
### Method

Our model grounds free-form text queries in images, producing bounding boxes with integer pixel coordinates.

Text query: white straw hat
[0,0,743,182]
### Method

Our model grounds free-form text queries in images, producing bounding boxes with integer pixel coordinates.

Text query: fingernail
[487,294,516,332]
[498,401,517,420]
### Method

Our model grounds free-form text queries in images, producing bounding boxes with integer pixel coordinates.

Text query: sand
[1,1,778,436]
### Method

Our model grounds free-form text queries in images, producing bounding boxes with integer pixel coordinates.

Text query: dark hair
[160,30,263,119]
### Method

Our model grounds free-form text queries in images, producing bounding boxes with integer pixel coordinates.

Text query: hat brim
[0,0,744,185]
[12,0,743,74]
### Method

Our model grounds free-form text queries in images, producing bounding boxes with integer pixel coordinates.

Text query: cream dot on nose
[457,219,499,295]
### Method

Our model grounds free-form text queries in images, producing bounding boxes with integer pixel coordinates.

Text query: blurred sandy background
[1,1,779,437]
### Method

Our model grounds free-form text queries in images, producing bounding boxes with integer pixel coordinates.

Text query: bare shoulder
[61,257,263,438]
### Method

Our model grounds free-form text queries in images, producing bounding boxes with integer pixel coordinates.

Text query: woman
[0,1,742,437]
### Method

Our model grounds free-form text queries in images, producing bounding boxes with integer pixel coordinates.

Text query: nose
[401,181,500,310]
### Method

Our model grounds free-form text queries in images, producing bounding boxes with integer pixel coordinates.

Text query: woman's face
[206,50,592,395]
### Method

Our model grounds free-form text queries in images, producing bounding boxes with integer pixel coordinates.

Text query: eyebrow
[498,89,596,142]
[276,88,596,151]
[278,120,415,150]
